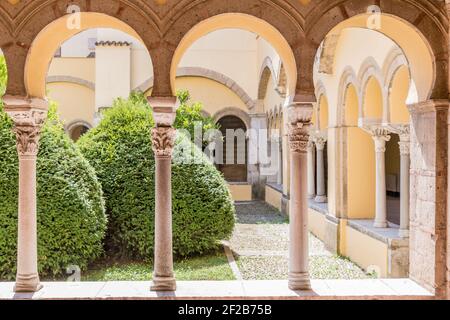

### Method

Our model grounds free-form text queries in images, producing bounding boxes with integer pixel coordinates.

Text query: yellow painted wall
[341,225,389,277]
[263,75,284,116]
[46,82,95,127]
[389,65,410,124]
[308,208,327,241]
[175,77,248,116]
[363,76,383,120]
[345,85,375,219]
[48,58,96,82]
[228,184,252,202]
[347,128,376,219]
[265,186,282,211]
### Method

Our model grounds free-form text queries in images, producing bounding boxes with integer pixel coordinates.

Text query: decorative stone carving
[287,104,313,153]
[151,127,176,157]
[3,96,48,157]
[388,124,411,156]
[364,126,391,153]
[313,134,327,151]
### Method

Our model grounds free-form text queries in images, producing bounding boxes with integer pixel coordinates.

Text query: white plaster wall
[179,29,259,99]
[60,29,97,57]
[257,36,282,81]
[95,46,131,110]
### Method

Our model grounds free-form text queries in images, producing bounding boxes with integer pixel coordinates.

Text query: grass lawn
[80,251,235,281]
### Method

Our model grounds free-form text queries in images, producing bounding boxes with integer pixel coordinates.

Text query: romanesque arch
[169,12,301,100]
[1,1,161,97]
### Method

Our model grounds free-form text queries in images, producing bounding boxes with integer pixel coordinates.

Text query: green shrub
[77,95,235,260]
[174,90,220,147]
[0,102,107,279]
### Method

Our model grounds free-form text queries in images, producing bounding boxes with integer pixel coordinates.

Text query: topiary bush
[0,102,107,280]
[77,95,235,260]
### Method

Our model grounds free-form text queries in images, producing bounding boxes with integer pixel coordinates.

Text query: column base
[399,229,409,238]
[374,221,388,228]
[308,194,315,200]
[314,195,327,203]
[288,272,311,291]
[151,275,177,292]
[14,274,43,293]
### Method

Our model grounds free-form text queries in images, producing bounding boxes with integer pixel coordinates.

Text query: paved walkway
[230,202,370,280]
[0,280,432,300]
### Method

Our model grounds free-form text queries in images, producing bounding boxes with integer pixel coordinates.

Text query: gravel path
[230,201,371,280]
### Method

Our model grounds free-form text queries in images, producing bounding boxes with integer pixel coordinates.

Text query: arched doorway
[217,115,248,183]
[67,122,91,142]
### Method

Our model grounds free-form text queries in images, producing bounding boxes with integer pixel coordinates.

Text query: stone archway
[24,12,151,99]
[169,12,300,100]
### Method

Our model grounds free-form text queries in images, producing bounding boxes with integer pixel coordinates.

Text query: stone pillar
[307,138,315,199]
[398,127,411,238]
[148,97,178,292]
[287,103,313,291]
[249,113,268,200]
[409,100,448,298]
[314,135,327,203]
[3,96,48,293]
[367,127,391,228]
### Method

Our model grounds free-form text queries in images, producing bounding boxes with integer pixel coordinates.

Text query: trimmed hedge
[77,96,235,260]
[0,103,107,279]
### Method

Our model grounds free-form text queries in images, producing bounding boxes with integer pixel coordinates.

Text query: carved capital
[152,127,176,158]
[387,124,411,155]
[364,126,391,153]
[313,135,327,151]
[3,96,48,157]
[287,103,313,153]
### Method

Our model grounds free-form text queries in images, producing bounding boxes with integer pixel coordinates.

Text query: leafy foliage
[0,55,6,96]
[0,102,107,279]
[175,90,220,147]
[77,94,235,260]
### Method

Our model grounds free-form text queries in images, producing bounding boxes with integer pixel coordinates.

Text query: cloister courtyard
[0,0,450,301]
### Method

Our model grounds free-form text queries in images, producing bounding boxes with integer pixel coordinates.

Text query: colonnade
[306,132,327,204]
[306,122,411,237]
[3,93,314,293]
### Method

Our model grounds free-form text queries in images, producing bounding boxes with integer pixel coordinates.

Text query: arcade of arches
[0,0,449,299]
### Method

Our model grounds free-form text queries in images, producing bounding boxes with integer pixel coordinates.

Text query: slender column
[287,103,313,291]
[314,135,327,203]
[3,96,48,293]
[277,136,283,185]
[307,138,315,199]
[399,132,411,238]
[369,127,391,228]
[148,97,178,292]
[389,125,411,238]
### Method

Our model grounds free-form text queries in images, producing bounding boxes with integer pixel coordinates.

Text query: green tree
[77,93,235,260]
[174,90,220,148]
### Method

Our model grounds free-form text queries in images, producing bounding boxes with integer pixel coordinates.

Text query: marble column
[398,129,411,238]
[314,135,327,203]
[287,103,313,291]
[3,96,48,293]
[369,127,391,228]
[307,138,315,199]
[148,97,178,292]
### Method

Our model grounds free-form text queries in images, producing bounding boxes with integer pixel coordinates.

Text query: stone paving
[0,279,433,300]
[230,201,370,280]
